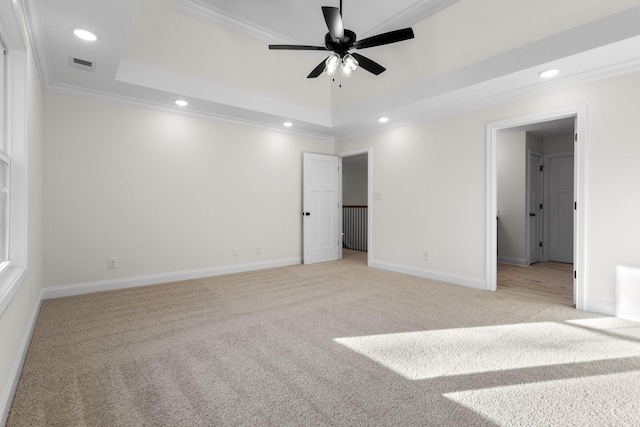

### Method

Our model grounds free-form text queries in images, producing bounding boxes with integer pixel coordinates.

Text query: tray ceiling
[23,0,640,139]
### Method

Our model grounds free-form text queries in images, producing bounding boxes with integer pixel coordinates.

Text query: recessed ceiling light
[283,122,293,127]
[73,28,98,42]
[539,69,560,79]
[174,99,189,107]
[378,117,390,123]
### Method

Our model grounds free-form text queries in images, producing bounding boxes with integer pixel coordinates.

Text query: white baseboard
[585,299,616,317]
[497,257,529,266]
[1,291,43,427]
[42,258,302,300]
[370,260,486,290]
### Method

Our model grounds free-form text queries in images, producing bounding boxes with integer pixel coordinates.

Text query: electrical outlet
[256,246,262,254]
[422,251,430,261]
[108,257,118,269]
[233,248,239,257]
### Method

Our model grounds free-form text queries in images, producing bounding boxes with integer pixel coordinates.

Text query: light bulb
[73,28,98,41]
[342,54,358,77]
[539,69,559,79]
[324,54,340,76]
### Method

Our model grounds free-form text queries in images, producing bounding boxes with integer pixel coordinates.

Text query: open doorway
[496,118,575,305]
[339,148,372,266]
[487,106,586,311]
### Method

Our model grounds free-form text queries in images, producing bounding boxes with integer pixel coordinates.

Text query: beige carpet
[8,251,640,426]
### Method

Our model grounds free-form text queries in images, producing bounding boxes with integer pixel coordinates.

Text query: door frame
[336,147,373,267]
[486,105,587,311]
[526,149,544,265]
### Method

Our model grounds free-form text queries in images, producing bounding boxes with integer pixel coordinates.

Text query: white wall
[0,31,44,422]
[43,94,333,289]
[337,70,640,313]
[497,131,526,264]
[339,115,487,285]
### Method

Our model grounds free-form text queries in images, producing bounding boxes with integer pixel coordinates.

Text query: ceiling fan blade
[322,6,344,42]
[350,53,386,75]
[307,57,329,78]
[353,28,414,50]
[269,44,328,51]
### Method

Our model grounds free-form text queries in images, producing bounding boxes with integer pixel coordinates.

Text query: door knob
[303,212,311,216]
[530,212,536,217]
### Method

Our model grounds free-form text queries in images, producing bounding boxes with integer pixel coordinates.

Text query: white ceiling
[179,0,459,44]
[23,0,640,139]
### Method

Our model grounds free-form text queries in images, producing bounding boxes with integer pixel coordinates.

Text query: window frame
[0,1,29,317]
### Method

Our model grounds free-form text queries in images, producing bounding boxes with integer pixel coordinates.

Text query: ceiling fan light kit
[269,1,414,81]
[324,52,359,78]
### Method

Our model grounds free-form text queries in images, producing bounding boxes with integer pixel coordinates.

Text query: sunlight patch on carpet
[565,317,640,341]
[334,321,640,380]
[443,371,640,426]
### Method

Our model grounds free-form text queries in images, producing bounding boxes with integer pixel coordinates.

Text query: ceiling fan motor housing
[325,29,357,57]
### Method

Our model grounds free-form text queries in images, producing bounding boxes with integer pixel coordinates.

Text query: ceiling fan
[269,0,415,79]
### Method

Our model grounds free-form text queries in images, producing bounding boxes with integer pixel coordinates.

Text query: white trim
[573,111,588,311]
[359,0,461,39]
[0,291,43,427]
[371,260,486,290]
[585,299,615,317]
[44,82,335,143]
[0,0,29,317]
[526,149,544,266]
[42,258,301,300]
[0,266,27,316]
[175,0,461,45]
[337,147,373,267]
[174,0,299,45]
[115,60,333,128]
[486,106,588,312]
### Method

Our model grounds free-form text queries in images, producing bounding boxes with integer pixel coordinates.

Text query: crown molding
[39,46,640,144]
[15,0,52,92]
[334,54,640,141]
[42,80,336,142]
[175,0,463,44]
[359,0,461,39]
[174,0,298,45]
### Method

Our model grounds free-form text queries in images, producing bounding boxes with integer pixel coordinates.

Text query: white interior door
[303,153,342,264]
[545,154,574,263]
[528,151,543,264]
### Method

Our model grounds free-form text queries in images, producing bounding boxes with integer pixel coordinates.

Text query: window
[0,2,29,316]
